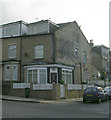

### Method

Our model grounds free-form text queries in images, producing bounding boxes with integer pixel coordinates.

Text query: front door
[51,73,57,83]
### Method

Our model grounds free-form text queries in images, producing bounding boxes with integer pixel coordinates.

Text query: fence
[13,83,30,89]
[68,84,94,90]
[67,84,82,90]
[89,81,111,86]
[33,84,53,90]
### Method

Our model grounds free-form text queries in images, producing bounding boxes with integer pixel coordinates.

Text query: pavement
[0,95,83,104]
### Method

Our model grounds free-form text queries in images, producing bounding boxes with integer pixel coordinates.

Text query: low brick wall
[10,83,86,100]
[30,89,53,100]
[10,84,61,100]
[64,84,84,99]
[65,89,84,99]
[10,89,26,97]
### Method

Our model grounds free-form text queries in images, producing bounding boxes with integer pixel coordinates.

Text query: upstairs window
[76,33,80,43]
[83,51,87,64]
[8,45,16,58]
[75,48,78,58]
[34,45,44,59]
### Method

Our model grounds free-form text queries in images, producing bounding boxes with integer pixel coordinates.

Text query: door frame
[50,67,58,83]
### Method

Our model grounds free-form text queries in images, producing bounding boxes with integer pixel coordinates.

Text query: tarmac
[0,95,83,104]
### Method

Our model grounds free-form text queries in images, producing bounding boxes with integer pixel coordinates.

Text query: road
[2,100,110,118]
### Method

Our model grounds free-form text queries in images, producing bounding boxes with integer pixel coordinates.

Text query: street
[2,100,110,118]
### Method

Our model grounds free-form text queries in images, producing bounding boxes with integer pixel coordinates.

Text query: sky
[0,0,110,48]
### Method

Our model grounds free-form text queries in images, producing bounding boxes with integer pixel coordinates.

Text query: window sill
[4,80,17,81]
[33,58,44,60]
[75,56,79,58]
[8,57,16,59]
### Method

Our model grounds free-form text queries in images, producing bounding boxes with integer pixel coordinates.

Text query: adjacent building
[92,45,110,80]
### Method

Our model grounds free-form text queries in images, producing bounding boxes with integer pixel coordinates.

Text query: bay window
[62,69,72,84]
[27,68,47,84]
[5,65,10,80]
[5,64,17,80]
[12,65,17,80]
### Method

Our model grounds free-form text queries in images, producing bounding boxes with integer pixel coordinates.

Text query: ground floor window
[27,68,47,84]
[5,65,11,80]
[12,65,17,80]
[5,64,17,80]
[62,69,72,84]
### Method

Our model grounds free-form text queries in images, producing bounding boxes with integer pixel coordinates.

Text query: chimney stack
[90,39,94,46]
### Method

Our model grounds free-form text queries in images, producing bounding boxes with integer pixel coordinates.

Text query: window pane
[62,70,72,84]
[5,65,10,80]
[12,65,17,80]
[62,74,65,83]
[28,70,32,83]
[8,45,16,58]
[69,75,72,84]
[34,45,43,59]
[75,48,78,57]
[39,45,43,49]
[39,69,46,84]
[28,70,32,74]
[28,74,32,83]
[33,70,38,84]
[66,74,69,84]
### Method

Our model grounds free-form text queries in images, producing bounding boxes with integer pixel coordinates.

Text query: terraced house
[1,20,110,99]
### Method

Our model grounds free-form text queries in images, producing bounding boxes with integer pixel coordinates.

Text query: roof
[1,20,27,26]
[28,19,59,27]
[57,22,72,28]
[92,45,109,50]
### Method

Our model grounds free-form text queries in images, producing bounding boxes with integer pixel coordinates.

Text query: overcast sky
[1,0,110,47]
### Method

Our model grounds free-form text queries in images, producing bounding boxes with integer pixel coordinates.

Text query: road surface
[2,100,110,118]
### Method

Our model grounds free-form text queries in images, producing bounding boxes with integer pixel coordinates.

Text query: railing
[33,84,53,90]
[89,81,111,86]
[87,85,94,87]
[68,84,82,90]
[68,84,95,90]
[13,83,30,89]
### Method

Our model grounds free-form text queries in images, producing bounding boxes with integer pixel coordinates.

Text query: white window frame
[50,68,58,84]
[34,45,44,59]
[62,69,72,84]
[76,33,80,43]
[8,44,16,58]
[27,68,47,84]
[83,51,87,64]
[75,48,78,58]
[12,65,17,80]
[4,65,11,80]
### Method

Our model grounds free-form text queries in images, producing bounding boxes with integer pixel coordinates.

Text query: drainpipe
[51,33,56,63]
[79,63,82,84]
[20,21,22,83]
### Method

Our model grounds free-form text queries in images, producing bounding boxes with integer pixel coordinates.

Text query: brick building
[1,20,110,98]
[92,45,110,80]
